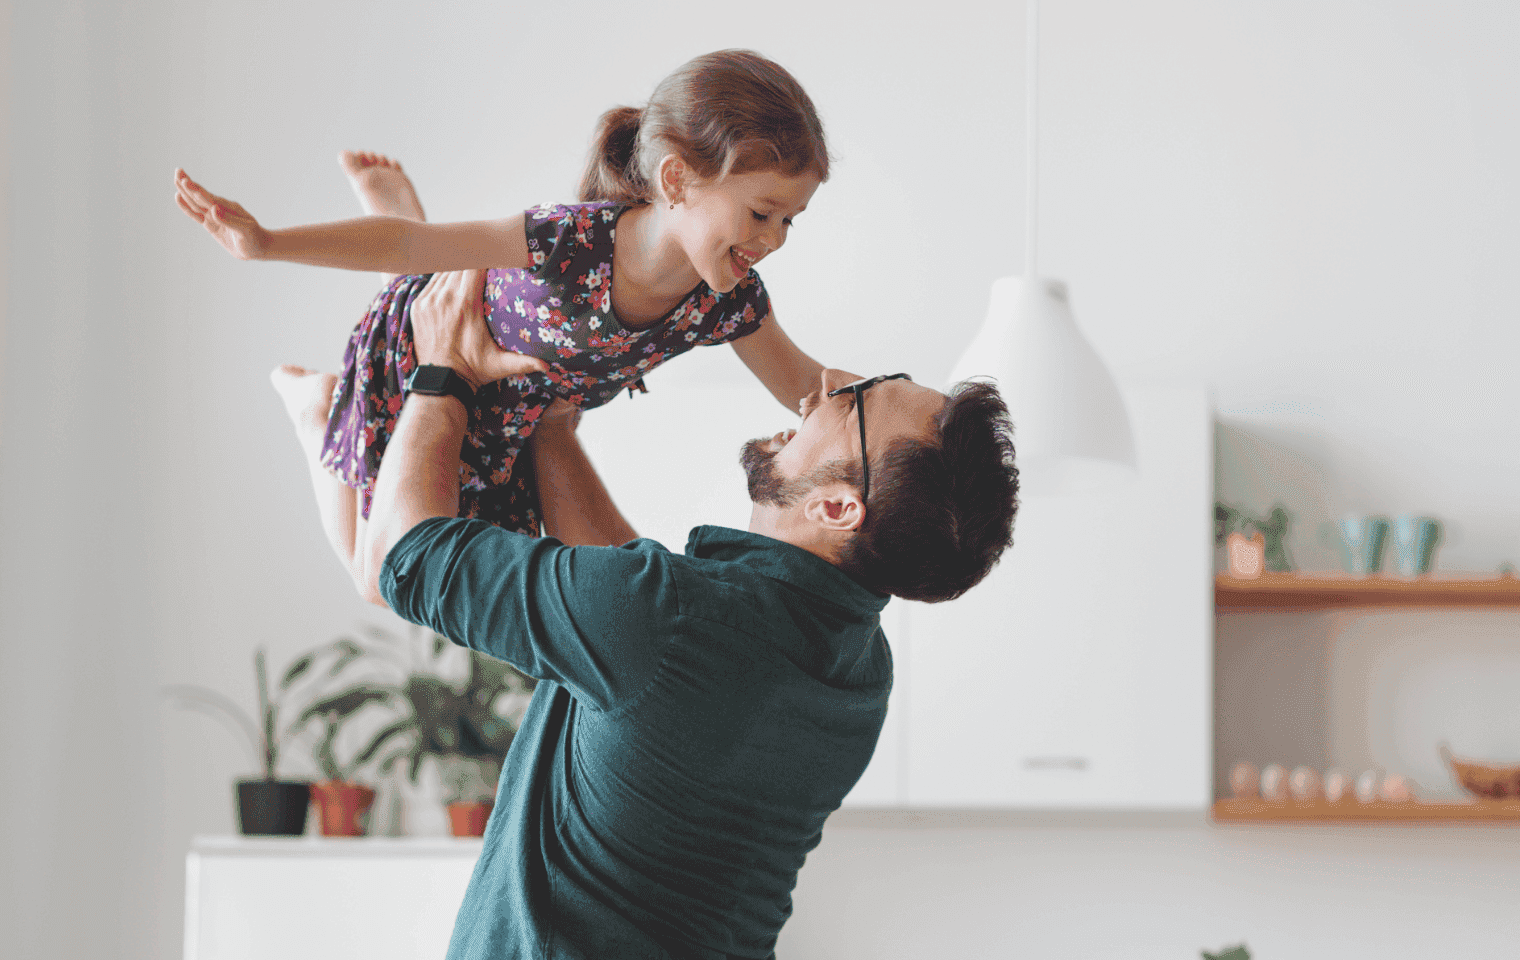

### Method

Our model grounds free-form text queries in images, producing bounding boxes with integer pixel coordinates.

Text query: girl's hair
[578,49,830,204]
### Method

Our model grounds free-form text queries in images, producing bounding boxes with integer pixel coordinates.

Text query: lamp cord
[1025,0,1039,281]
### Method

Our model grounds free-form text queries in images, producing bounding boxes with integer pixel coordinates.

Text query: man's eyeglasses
[826,373,913,508]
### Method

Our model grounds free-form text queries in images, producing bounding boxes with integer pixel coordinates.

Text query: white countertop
[191,835,484,858]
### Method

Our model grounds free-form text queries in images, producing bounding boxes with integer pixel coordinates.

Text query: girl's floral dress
[319,201,772,534]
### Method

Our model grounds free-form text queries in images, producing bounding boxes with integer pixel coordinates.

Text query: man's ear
[803,484,864,535]
[657,155,689,207]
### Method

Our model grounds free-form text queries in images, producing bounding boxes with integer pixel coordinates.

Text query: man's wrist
[406,364,476,409]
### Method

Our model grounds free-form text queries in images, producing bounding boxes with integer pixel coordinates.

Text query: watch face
[411,365,451,394]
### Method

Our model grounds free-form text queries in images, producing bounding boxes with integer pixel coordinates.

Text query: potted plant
[163,637,372,836]
[354,630,533,837]
[298,685,400,836]
[1215,501,1292,579]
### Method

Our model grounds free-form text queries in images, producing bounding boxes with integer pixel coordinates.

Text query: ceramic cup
[1338,516,1390,574]
[1390,515,1442,577]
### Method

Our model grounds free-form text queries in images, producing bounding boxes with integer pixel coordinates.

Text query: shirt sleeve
[705,272,772,345]
[522,203,570,277]
[380,516,675,712]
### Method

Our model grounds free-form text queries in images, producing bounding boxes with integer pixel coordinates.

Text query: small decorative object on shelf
[1288,765,1322,801]
[1335,515,1390,574]
[1322,768,1350,803]
[1354,769,1380,804]
[1229,762,1259,799]
[1378,774,1414,802]
[1258,763,1288,801]
[1441,743,1520,799]
[1226,532,1265,579]
[1215,502,1294,578]
[1389,515,1443,578]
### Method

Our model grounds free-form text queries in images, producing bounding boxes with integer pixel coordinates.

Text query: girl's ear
[657,154,689,207]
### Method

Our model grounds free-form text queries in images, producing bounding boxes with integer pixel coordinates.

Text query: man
[361,269,1019,960]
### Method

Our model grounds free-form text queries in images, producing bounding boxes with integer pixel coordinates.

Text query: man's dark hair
[836,380,1019,603]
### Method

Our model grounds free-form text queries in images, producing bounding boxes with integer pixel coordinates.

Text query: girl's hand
[174,168,271,260]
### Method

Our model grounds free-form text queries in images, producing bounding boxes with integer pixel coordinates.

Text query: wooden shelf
[1212,798,1520,824]
[1215,572,1520,612]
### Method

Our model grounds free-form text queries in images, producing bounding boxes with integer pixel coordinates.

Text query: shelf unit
[1213,798,1520,824]
[1216,572,1520,612]
[1214,571,1520,824]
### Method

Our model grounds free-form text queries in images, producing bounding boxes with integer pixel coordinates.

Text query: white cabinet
[904,387,1212,808]
[184,837,478,960]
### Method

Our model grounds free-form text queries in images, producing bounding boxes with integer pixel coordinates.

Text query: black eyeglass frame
[826,373,913,508]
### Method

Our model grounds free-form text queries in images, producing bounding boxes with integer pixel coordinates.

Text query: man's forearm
[532,423,637,547]
[363,394,468,600]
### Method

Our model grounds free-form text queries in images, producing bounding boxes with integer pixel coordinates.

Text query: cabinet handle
[1023,756,1089,771]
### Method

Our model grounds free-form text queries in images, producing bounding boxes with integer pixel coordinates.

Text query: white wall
[5,1,1520,958]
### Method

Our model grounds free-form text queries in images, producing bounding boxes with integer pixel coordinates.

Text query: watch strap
[405,364,476,409]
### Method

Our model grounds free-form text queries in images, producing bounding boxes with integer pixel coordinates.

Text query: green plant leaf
[326,638,366,676]
[281,653,315,690]
[354,717,417,768]
[297,684,398,724]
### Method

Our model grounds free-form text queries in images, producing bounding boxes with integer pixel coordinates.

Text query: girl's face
[672,166,821,293]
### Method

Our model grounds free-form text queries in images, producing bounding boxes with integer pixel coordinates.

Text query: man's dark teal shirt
[381,518,893,960]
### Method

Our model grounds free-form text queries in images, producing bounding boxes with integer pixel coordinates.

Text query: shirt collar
[683,525,890,616]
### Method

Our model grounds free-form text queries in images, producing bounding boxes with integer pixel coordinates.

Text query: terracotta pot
[1226,532,1266,579]
[447,800,494,837]
[310,780,376,837]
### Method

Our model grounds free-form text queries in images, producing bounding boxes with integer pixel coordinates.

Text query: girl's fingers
[174,192,205,222]
[177,181,210,215]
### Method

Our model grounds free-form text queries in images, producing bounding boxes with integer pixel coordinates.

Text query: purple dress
[319,201,772,534]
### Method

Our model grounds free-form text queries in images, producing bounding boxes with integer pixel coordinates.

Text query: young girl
[174,49,832,594]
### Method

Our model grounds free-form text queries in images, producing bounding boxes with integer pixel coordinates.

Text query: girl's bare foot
[339,151,426,221]
[271,364,338,459]
[270,364,375,602]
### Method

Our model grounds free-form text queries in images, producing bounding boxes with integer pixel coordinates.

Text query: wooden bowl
[1441,743,1520,799]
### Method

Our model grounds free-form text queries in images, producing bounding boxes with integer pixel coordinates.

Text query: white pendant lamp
[947,0,1136,497]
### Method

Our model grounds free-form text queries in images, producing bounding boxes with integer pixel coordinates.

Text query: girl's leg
[340,150,426,220]
[339,151,427,286]
[270,364,378,603]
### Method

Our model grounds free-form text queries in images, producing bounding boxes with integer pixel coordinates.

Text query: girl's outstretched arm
[174,169,531,273]
[730,311,827,411]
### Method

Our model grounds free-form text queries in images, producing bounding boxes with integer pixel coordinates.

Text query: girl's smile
[675,168,821,293]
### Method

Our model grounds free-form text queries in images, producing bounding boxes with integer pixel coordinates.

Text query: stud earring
[669,202,674,209]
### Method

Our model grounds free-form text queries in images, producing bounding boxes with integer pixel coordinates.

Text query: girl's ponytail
[578,106,649,203]
[578,51,830,208]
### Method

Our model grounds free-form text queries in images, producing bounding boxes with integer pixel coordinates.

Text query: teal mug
[1338,515,1390,574]
[1391,515,1442,577]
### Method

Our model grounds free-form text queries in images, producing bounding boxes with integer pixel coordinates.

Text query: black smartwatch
[405,364,476,408]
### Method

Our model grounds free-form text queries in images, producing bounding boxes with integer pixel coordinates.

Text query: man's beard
[741,438,811,507]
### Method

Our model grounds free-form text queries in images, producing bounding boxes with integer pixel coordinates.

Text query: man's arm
[530,405,638,548]
[360,269,547,599]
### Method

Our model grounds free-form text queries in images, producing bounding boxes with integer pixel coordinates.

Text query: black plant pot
[236,779,311,836]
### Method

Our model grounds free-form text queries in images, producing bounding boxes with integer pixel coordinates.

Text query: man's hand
[411,269,550,389]
[174,169,271,260]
